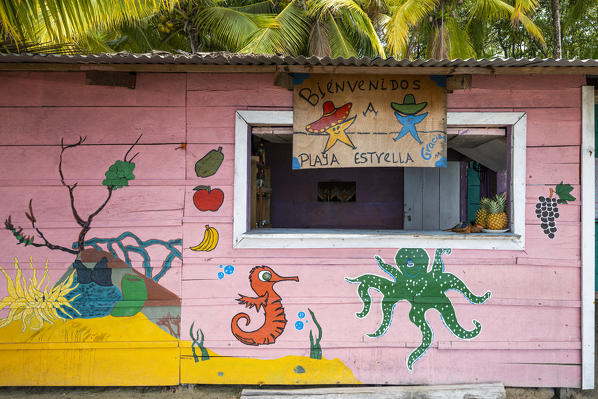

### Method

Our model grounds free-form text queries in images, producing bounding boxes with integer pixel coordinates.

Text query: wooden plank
[447,88,581,109]
[471,75,586,90]
[403,168,423,229]
[180,262,580,301]
[580,85,595,389]
[187,73,277,91]
[0,72,186,107]
[0,144,185,183]
[422,168,440,229]
[525,108,582,146]
[527,163,579,185]
[188,106,245,129]
[187,88,292,108]
[0,107,186,145]
[439,162,460,229]
[0,185,184,227]
[241,383,506,399]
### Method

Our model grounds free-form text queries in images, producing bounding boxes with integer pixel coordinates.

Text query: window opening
[235,110,526,250]
[317,182,356,202]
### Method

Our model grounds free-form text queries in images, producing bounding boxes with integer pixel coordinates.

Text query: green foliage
[308,308,322,360]
[102,160,136,190]
[555,182,576,204]
[2,0,596,58]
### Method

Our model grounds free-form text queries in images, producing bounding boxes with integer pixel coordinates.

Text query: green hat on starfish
[391,94,427,115]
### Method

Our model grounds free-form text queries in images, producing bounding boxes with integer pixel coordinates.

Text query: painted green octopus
[346,248,491,370]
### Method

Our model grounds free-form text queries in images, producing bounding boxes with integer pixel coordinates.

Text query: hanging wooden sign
[292,74,447,169]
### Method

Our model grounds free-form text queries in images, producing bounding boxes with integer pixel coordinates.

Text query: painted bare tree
[4,135,141,254]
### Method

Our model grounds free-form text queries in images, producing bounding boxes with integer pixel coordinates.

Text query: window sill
[234,228,523,250]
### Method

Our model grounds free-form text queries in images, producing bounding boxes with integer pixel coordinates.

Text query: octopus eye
[407,259,415,267]
[258,270,272,282]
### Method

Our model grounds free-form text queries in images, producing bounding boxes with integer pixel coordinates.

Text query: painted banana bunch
[189,225,219,252]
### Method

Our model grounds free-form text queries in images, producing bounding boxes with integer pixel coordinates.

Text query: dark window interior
[264,142,404,229]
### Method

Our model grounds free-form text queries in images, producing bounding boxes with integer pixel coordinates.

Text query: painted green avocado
[111,274,148,317]
[195,147,224,178]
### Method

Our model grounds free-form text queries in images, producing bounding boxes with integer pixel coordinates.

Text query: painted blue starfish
[393,111,428,144]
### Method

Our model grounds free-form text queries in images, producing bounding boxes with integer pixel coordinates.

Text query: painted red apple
[193,185,224,212]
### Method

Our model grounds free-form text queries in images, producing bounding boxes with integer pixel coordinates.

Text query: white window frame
[234,110,526,250]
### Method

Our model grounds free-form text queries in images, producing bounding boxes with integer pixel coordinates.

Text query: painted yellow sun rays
[0,257,80,331]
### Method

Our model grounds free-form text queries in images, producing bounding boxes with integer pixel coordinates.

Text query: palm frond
[513,8,545,45]
[195,6,268,51]
[240,0,310,55]
[324,11,357,57]
[233,1,276,14]
[469,0,512,21]
[445,16,475,59]
[469,0,544,46]
[308,20,332,56]
[1,0,177,46]
[384,0,437,57]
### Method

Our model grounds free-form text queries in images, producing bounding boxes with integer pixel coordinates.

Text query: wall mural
[189,225,219,252]
[2,136,182,338]
[77,232,183,282]
[193,186,224,212]
[231,266,299,346]
[0,257,79,331]
[346,248,491,370]
[391,94,428,144]
[217,264,235,279]
[190,321,210,362]
[292,74,447,169]
[195,147,224,178]
[305,101,357,153]
[535,182,576,239]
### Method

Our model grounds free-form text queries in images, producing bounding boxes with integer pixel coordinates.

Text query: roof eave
[2,62,598,75]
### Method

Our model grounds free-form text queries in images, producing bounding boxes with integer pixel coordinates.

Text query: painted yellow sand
[180,342,360,385]
[0,308,358,385]
[0,313,179,386]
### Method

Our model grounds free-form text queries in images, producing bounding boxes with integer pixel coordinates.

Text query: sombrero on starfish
[306,101,352,133]
[391,94,427,115]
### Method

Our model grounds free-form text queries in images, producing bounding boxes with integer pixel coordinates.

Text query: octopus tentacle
[345,275,392,318]
[374,255,401,281]
[407,304,433,370]
[368,299,397,337]
[431,248,451,274]
[437,273,491,304]
[435,302,482,339]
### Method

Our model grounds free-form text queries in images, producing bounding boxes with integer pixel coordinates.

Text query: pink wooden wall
[0,70,585,387]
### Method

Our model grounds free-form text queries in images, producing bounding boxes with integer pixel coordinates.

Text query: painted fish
[231,265,298,346]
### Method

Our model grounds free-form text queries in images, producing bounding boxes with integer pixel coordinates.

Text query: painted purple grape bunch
[535,182,575,239]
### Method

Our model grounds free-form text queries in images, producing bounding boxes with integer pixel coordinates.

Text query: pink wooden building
[0,53,595,389]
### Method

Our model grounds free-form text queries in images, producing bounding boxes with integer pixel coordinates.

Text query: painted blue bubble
[430,75,447,88]
[224,265,235,275]
[435,157,447,168]
[219,264,223,268]
[217,271,225,279]
[298,311,305,319]
[292,73,310,85]
[292,157,301,170]
[295,321,304,330]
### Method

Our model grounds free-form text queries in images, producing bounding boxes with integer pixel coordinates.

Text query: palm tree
[0,0,178,52]
[1,0,545,59]
[384,0,545,59]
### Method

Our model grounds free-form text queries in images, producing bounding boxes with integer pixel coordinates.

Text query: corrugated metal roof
[1,51,598,68]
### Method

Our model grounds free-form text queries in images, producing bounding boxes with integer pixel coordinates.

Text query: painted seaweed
[190,322,209,362]
[308,308,322,360]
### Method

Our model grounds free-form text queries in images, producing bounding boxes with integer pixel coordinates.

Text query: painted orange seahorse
[231,265,299,346]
